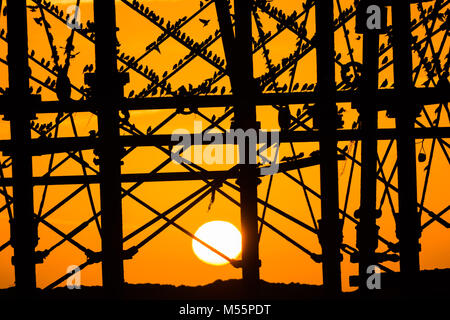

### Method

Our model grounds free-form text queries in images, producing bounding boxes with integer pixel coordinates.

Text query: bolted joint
[84,72,129,99]
[355,208,380,252]
[0,94,40,121]
[236,167,261,187]
[350,251,360,263]
[310,253,323,263]
[9,217,39,249]
[230,259,242,268]
[210,179,224,190]
[235,176,262,187]
[317,218,344,248]
[237,78,260,97]
[122,246,138,260]
[354,207,382,220]
[11,250,47,266]
[310,104,345,130]
[85,249,102,264]
[84,72,130,88]
[393,212,422,244]
[355,223,380,253]
[230,259,261,269]
[388,241,400,253]
[176,105,198,115]
[386,91,422,119]
[375,252,400,263]
[34,250,50,264]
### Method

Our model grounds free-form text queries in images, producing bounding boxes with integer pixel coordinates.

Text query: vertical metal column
[215,0,235,82]
[233,0,260,293]
[391,1,421,276]
[6,0,37,292]
[315,0,342,293]
[92,0,125,292]
[357,27,380,290]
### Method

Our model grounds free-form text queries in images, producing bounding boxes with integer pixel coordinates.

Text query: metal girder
[12,88,449,114]
[233,0,261,294]
[356,9,381,291]
[5,0,37,294]
[392,0,421,278]
[0,155,328,186]
[0,128,447,155]
[315,0,342,294]
[92,0,125,293]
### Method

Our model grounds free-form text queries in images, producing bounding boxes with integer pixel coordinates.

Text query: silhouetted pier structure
[0,0,449,297]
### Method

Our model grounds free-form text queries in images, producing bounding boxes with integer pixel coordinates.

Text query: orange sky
[0,0,449,292]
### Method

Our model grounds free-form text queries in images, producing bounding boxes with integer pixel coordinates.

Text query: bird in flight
[199,18,210,27]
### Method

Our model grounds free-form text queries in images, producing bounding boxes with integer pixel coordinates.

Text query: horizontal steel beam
[0,155,324,186]
[0,127,448,155]
[0,170,230,186]
[1,88,447,114]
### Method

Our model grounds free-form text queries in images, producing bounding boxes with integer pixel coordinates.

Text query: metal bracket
[0,94,40,121]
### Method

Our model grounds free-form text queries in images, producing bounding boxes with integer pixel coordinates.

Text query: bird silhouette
[199,18,210,27]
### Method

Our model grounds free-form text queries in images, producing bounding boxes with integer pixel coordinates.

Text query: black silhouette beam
[315,0,343,294]
[392,0,421,278]
[6,0,37,293]
[0,127,448,156]
[92,0,125,293]
[215,0,236,86]
[233,0,261,294]
[356,1,382,291]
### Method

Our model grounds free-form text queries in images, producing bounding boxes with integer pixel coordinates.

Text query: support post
[391,1,421,277]
[6,0,37,293]
[357,21,380,291]
[92,0,125,293]
[215,0,235,83]
[315,0,342,294]
[233,0,260,294]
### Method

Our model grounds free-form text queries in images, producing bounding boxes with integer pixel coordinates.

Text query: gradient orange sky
[0,0,449,292]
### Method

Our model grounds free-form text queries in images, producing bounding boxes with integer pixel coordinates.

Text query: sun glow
[192,221,242,266]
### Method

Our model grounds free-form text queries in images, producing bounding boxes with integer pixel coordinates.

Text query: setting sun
[192,221,242,266]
